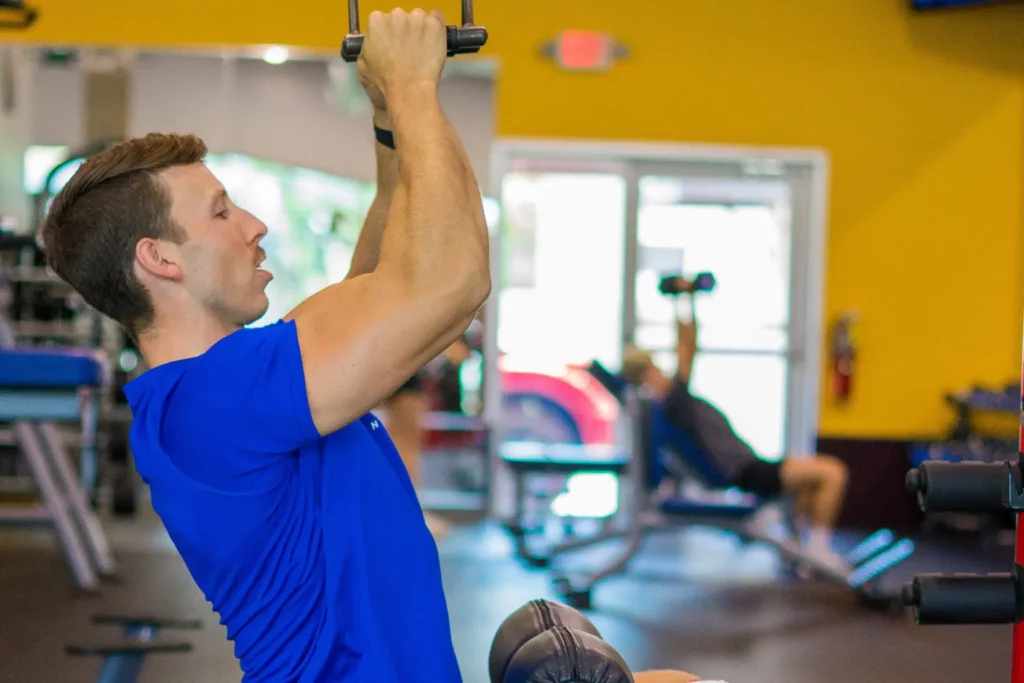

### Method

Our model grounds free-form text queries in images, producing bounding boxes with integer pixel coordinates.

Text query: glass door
[633,175,793,460]
[485,143,829,518]
[483,158,633,518]
[498,170,628,373]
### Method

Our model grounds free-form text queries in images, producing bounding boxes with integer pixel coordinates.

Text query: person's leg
[634,670,704,683]
[792,488,816,539]
[779,454,848,551]
[735,459,791,541]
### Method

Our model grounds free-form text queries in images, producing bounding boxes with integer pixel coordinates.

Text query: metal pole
[348,0,360,33]
[1014,327,1024,683]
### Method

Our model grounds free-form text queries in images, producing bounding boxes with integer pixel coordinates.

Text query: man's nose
[248,213,268,242]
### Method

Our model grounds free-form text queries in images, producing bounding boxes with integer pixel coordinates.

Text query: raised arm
[675,292,698,384]
[345,103,399,279]
[286,9,490,436]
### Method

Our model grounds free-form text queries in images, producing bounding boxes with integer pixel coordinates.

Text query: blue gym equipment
[65,615,203,683]
[0,309,117,591]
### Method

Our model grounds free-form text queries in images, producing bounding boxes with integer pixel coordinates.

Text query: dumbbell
[341,0,489,63]
[658,272,716,297]
[488,599,632,683]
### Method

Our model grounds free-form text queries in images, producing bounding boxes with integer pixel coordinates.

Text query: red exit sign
[543,30,626,72]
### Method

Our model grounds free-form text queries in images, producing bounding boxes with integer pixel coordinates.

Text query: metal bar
[0,504,50,522]
[847,539,915,589]
[0,391,83,421]
[79,387,99,494]
[545,527,632,556]
[621,163,640,349]
[637,344,793,358]
[38,422,117,576]
[462,0,473,25]
[564,391,649,593]
[348,0,360,34]
[1013,329,1024,683]
[96,653,145,683]
[843,529,895,566]
[13,422,98,591]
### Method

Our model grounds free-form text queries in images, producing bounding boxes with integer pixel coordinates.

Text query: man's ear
[135,238,184,282]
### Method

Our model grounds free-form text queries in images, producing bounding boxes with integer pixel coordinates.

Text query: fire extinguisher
[830,312,858,405]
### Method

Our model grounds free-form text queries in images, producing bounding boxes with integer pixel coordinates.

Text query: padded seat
[659,496,760,518]
[500,441,629,475]
[0,348,104,388]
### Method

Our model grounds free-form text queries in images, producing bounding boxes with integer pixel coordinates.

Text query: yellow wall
[7,0,1024,438]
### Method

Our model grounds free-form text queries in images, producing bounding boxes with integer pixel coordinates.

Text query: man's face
[160,163,272,327]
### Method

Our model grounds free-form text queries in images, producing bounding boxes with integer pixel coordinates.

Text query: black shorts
[736,458,784,499]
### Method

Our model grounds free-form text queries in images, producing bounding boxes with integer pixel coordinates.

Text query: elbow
[453,265,491,316]
[471,265,492,306]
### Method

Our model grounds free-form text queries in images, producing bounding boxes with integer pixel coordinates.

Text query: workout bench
[0,345,117,591]
[501,385,915,610]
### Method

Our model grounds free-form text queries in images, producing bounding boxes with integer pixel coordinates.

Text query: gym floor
[0,505,1011,683]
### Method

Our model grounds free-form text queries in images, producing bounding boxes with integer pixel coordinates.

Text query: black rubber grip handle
[905,461,1012,513]
[903,573,1018,625]
[341,25,488,62]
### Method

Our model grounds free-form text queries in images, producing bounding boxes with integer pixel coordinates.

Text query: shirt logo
[370,420,380,430]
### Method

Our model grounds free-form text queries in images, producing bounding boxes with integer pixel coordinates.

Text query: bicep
[287,270,473,436]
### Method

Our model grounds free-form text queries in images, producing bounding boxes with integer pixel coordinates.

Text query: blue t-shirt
[123,320,462,683]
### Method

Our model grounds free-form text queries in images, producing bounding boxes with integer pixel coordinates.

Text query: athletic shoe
[745,504,791,544]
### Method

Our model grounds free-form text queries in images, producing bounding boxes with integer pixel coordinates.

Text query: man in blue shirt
[40,10,488,682]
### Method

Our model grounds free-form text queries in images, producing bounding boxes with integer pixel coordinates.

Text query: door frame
[483,138,831,517]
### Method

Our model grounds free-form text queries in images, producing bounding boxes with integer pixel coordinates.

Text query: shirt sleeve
[167,320,321,455]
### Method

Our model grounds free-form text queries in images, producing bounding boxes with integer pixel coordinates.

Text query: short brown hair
[621,345,654,385]
[41,133,207,338]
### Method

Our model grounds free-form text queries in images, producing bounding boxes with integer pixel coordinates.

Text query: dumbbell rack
[903,337,1024,683]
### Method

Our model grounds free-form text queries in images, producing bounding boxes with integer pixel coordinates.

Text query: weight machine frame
[903,323,1024,683]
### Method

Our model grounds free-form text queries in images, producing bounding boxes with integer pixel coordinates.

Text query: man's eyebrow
[209,188,227,210]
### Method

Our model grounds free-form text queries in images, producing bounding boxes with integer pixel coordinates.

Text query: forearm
[377,86,489,306]
[346,111,400,280]
[676,293,698,340]
[676,293,698,381]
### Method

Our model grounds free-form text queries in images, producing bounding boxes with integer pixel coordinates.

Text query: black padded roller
[489,599,602,683]
[504,626,633,683]
[905,461,1011,512]
[903,573,1018,625]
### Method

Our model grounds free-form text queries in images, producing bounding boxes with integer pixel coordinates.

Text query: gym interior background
[1,0,1023,681]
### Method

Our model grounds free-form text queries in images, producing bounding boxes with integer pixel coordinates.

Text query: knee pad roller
[489,599,633,683]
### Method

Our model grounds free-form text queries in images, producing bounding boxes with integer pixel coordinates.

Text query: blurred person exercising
[41,10,488,682]
[383,350,467,538]
[621,277,849,570]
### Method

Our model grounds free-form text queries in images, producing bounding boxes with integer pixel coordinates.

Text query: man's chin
[239,297,270,327]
